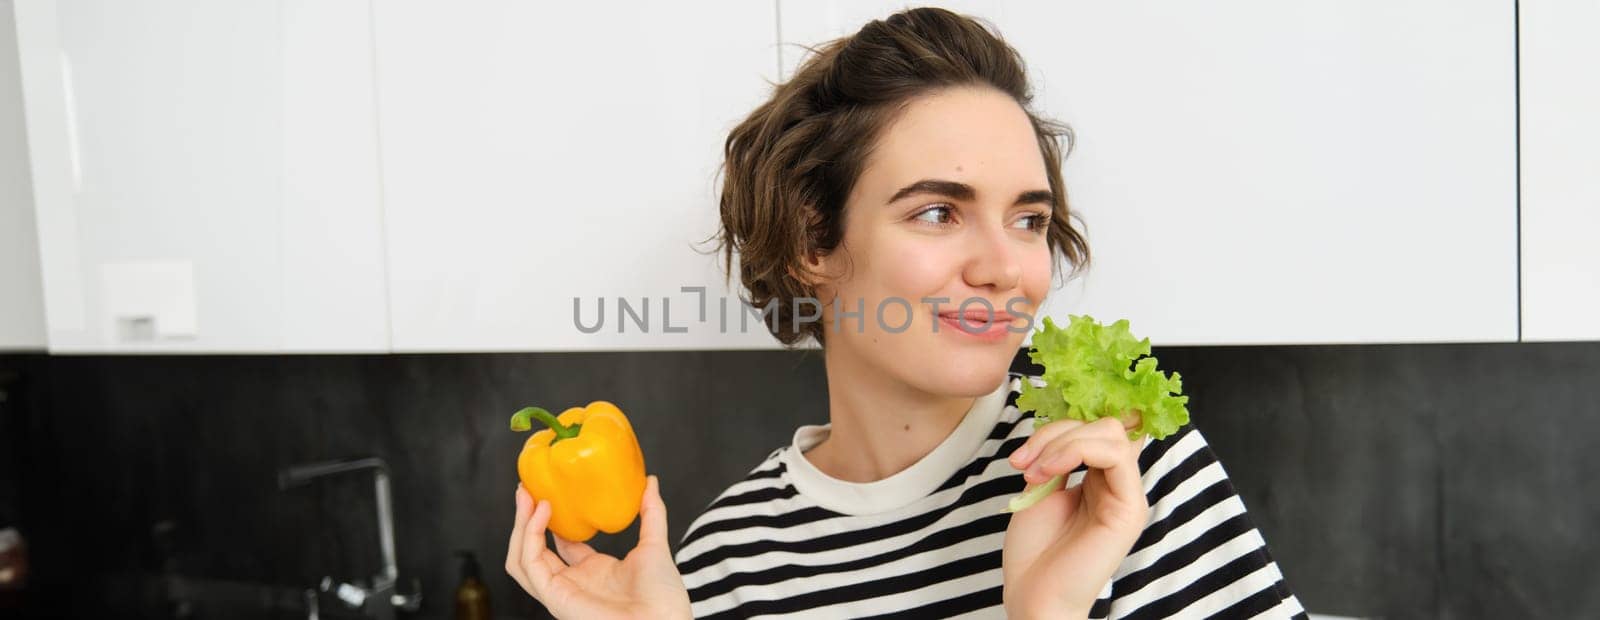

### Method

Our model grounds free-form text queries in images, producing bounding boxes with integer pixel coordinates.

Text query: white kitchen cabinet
[0,0,45,351]
[780,0,1520,346]
[12,0,389,352]
[9,0,1543,353]
[375,0,781,351]
[1519,0,1600,342]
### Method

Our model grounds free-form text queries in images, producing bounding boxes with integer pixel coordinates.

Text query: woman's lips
[936,310,1015,341]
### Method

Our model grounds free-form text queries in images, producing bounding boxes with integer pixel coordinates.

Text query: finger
[1046,436,1145,505]
[1026,436,1128,483]
[638,475,672,552]
[1018,417,1124,482]
[1091,415,1142,442]
[552,534,598,566]
[1119,409,1143,432]
[1012,412,1146,473]
[533,499,569,568]
[518,498,565,598]
[506,486,534,592]
[1009,418,1087,470]
[1073,414,1140,439]
[539,536,567,574]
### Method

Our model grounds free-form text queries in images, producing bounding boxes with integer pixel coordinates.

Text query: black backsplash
[1,342,1596,618]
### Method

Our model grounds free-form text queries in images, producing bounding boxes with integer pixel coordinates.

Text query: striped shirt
[674,373,1306,619]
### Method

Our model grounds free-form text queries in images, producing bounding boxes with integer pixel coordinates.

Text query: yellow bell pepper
[510,401,646,543]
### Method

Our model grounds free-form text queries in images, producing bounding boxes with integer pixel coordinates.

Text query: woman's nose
[963,224,1022,291]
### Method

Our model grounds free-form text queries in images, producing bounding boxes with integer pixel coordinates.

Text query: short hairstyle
[715,7,1090,346]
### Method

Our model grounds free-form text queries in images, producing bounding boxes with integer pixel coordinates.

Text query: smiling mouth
[935,310,1015,339]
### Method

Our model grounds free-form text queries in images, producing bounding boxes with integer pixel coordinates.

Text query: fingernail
[515,488,529,510]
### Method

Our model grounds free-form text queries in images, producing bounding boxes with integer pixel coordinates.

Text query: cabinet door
[1,1,46,351]
[279,0,391,352]
[12,0,388,352]
[377,1,780,351]
[1520,0,1600,342]
[781,0,1519,346]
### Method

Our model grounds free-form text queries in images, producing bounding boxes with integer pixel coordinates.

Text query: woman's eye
[1014,213,1049,231]
[913,205,955,225]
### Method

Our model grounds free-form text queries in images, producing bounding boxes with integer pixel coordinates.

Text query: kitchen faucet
[278,457,421,619]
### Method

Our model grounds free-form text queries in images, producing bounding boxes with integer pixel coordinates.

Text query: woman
[506,8,1305,619]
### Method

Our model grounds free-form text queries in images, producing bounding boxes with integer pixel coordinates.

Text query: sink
[150,573,368,620]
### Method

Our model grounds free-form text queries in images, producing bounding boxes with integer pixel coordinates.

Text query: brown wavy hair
[714,7,1091,346]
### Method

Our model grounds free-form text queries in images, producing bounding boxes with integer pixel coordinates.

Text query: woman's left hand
[1001,413,1149,619]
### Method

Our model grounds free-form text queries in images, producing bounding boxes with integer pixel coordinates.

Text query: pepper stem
[510,406,583,444]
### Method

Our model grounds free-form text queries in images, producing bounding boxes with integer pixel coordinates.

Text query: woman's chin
[919,350,1015,397]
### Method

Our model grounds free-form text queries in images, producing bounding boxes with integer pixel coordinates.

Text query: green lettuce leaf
[1007,314,1190,512]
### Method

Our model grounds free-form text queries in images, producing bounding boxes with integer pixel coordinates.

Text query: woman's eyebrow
[888,179,1054,207]
[1014,189,1055,207]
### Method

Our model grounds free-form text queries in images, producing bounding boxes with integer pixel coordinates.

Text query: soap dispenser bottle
[454,550,491,620]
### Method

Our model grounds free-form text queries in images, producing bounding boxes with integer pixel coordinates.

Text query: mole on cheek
[904,424,911,431]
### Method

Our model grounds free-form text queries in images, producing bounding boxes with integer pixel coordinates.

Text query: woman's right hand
[505,475,692,619]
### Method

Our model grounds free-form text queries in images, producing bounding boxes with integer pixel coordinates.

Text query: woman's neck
[804,345,976,483]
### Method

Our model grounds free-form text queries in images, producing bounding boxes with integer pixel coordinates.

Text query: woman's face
[812,86,1056,397]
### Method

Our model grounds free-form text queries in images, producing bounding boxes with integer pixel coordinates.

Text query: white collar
[780,376,1013,516]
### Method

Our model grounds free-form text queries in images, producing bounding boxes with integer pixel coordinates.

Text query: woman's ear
[790,205,843,299]
[788,249,827,286]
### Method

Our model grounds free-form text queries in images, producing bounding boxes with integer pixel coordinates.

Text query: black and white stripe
[674,374,1306,619]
